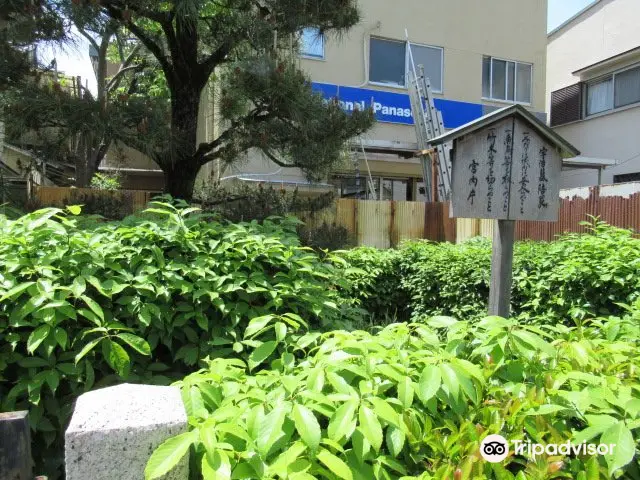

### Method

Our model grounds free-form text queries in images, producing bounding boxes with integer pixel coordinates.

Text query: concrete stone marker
[65,383,188,480]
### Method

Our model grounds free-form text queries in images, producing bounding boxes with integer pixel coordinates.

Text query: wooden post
[488,219,516,318]
[431,151,439,203]
[0,411,32,480]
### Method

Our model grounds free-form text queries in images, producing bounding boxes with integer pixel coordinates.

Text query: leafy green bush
[90,172,122,191]
[148,310,640,479]
[342,220,640,323]
[298,221,355,252]
[340,247,410,321]
[513,221,640,322]
[0,201,358,476]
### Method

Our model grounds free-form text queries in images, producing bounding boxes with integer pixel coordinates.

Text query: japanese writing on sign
[450,116,561,221]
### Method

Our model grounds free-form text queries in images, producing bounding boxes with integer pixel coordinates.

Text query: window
[381,178,410,201]
[369,38,444,90]
[409,44,443,92]
[614,172,640,184]
[370,38,406,86]
[585,65,640,116]
[300,27,324,59]
[332,176,415,200]
[586,77,614,115]
[482,56,532,104]
[614,66,640,108]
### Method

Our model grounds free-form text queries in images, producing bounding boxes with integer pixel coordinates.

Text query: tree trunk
[164,163,200,199]
[162,83,204,200]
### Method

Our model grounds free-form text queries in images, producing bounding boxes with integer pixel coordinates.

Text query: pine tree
[87,0,375,199]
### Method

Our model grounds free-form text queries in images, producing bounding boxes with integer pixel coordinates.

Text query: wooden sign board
[450,116,561,222]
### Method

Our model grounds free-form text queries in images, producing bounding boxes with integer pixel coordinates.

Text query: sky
[40,0,597,96]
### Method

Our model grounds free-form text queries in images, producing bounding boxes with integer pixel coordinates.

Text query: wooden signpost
[429,105,579,317]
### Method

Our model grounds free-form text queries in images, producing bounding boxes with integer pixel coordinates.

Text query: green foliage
[90,172,122,191]
[62,190,132,220]
[342,220,640,323]
[195,183,335,224]
[150,312,640,479]
[0,201,358,476]
[195,183,354,251]
[339,247,411,321]
[298,222,355,252]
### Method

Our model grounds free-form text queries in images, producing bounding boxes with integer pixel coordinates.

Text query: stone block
[65,383,188,480]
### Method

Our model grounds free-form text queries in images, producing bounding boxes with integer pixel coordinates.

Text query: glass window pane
[381,178,408,200]
[300,28,324,58]
[410,44,443,92]
[491,59,507,100]
[336,176,367,198]
[614,67,640,108]
[587,78,614,115]
[507,62,515,101]
[370,38,406,86]
[482,56,491,98]
[516,63,532,103]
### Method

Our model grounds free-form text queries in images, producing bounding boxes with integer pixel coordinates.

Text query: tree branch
[76,26,100,52]
[102,4,175,85]
[106,43,143,92]
[193,109,275,164]
[262,148,295,168]
[199,36,239,78]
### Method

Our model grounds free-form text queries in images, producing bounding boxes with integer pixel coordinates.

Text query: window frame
[368,36,409,89]
[482,56,533,105]
[299,27,325,60]
[368,36,444,93]
[584,62,640,117]
[407,42,444,94]
[585,75,614,116]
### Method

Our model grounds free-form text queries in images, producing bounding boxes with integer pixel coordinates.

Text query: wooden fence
[306,199,456,248]
[457,184,640,243]
[33,186,156,214]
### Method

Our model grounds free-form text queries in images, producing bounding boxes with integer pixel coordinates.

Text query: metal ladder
[407,41,452,201]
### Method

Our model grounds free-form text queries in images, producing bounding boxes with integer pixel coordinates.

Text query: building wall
[304,0,547,111]
[108,1,549,193]
[547,0,640,188]
[229,0,548,190]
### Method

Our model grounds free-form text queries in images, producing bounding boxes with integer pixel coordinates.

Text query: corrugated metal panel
[479,219,494,239]
[393,201,426,246]
[335,199,356,234]
[424,202,455,243]
[357,201,391,249]
[456,218,479,243]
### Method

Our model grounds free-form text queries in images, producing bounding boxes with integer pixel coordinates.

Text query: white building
[547,0,640,188]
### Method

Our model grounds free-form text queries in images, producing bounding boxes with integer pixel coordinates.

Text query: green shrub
[341,220,640,323]
[90,172,122,191]
[298,221,355,252]
[513,220,640,322]
[0,201,359,477]
[340,247,410,321]
[148,310,640,479]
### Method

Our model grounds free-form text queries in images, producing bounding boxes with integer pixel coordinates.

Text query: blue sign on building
[311,82,484,130]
